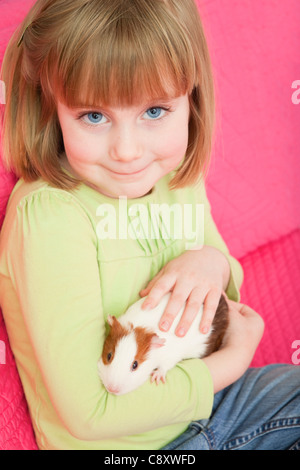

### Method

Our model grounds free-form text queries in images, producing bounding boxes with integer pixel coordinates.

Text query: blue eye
[81,112,107,126]
[87,112,104,124]
[144,107,165,120]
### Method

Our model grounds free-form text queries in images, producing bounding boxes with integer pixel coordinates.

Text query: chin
[127,189,153,199]
[115,185,154,200]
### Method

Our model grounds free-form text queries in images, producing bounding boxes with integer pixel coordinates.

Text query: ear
[150,334,166,350]
[107,315,117,327]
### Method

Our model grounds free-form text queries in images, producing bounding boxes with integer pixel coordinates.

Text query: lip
[106,165,150,178]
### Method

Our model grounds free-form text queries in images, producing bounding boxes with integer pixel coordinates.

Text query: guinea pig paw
[151,368,166,385]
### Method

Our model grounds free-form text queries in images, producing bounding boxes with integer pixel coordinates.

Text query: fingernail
[160,321,170,331]
[201,326,209,334]
[176,327,186,337]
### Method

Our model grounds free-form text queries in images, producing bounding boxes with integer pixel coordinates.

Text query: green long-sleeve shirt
[0,172,243,450]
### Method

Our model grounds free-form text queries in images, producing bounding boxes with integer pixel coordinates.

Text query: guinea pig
[97,293,228,396]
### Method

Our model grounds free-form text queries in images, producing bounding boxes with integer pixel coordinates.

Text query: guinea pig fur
[97,293,228,396]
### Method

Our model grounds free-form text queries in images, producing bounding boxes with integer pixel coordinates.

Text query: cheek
[62,126,99,164]
[156,124,189,167]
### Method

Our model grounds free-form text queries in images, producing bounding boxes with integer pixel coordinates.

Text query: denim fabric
[162,364,300,450]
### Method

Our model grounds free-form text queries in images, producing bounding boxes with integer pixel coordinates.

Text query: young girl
[0,0,299,450]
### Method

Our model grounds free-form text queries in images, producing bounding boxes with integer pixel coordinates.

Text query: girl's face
[57,93,190,199]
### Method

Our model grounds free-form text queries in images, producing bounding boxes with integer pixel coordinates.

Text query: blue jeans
[162,364,300,450]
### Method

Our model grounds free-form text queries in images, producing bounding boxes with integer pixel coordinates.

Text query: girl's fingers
[140,273,161,299]
[141,272,176,310]
[173,288,204,337]
[159,287,191,333]
[199,288,222,334]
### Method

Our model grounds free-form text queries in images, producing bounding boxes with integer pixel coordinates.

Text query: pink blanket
[196,0,300,257]
[0,0,299,450]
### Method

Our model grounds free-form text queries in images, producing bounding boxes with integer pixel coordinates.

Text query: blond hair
[0,0,215,190]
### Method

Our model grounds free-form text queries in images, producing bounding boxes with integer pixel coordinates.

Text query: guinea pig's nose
[107,384,120,395]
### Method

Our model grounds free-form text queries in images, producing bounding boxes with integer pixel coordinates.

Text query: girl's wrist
[203,246,231,291]
[203,342,253,393]
[222,257,231,291]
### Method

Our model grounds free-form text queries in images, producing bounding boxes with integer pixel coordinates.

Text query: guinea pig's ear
[150,334,166,350]
[107,315,116,327]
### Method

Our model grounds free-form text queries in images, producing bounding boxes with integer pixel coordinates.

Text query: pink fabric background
[197,0,300,258]
[0,0,299,450]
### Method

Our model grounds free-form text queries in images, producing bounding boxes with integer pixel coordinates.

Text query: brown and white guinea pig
[97,293,228,395]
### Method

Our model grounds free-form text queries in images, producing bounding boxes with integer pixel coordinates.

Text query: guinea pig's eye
[131,360,138,371]
[107,352,112,362]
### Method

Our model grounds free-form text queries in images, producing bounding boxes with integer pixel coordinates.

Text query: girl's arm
[202,300,265,393]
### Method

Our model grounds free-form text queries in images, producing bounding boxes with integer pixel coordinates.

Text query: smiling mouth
[106,166,149,177]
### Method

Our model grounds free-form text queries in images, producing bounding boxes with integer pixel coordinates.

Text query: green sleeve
[199,182,244,301]
[6,190,213,441]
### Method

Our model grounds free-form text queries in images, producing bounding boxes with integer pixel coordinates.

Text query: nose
[106,384,121,395]
[109,124,143,163]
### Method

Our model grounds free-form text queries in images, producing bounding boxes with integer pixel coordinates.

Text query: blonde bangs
[49,0,197,108]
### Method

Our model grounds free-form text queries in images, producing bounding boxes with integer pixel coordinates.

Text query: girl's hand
[139,246,231,337]
[222,299,265,351]
[203,300,265,393]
